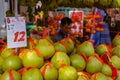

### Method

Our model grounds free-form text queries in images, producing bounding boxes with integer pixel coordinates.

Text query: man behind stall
[51,17,72,42]
[51,17,86,48]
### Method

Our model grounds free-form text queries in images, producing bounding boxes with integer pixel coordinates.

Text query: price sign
[69,10,84,36]
[6,17,27,48]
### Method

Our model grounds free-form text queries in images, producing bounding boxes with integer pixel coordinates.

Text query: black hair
[61,17,72,26]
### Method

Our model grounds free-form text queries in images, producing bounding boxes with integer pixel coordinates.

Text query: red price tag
[69,10,84,36]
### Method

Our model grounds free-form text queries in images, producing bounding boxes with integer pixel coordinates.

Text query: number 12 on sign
[14,31,25,42]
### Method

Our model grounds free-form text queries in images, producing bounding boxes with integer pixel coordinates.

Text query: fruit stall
[0,0,120,80]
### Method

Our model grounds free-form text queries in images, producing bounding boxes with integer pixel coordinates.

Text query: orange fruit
[91,30,96,34]
[86,28,91,33]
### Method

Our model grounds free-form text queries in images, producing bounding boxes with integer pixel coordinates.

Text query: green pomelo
[101,63,112,76]
[76,41,94,57]
[35,39,55,59]
[95,44,109,56]
[61,37,74,55]
[51,51,70,69]
[19,49,44,68]
[2,55,23,71]
[111,55,120,69]
[111,45,120,57]
[91,72,107,80]
[0,70,21,80]
[54,42,67,53]
[70,54,86,71]
[40,62,58,80]
[58,66,77,80]
[86,55,103,74]
[0,47,15,59]
[112,34,120,47]
[22,68,43,80]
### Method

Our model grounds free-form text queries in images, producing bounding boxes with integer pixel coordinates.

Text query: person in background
[90,8,111,47]
[51,17,89,44]
[51,17,72,42]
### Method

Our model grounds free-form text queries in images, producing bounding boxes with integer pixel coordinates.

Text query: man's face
[61,24,71,35]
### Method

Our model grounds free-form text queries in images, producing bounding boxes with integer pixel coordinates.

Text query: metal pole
[14,0,18,54]
[14,0,18,16]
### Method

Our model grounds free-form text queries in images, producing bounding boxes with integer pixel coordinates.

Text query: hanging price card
[69,10,84,36]
[6,17,27,48]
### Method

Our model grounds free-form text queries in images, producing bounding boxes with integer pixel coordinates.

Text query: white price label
[6,17,27,48]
